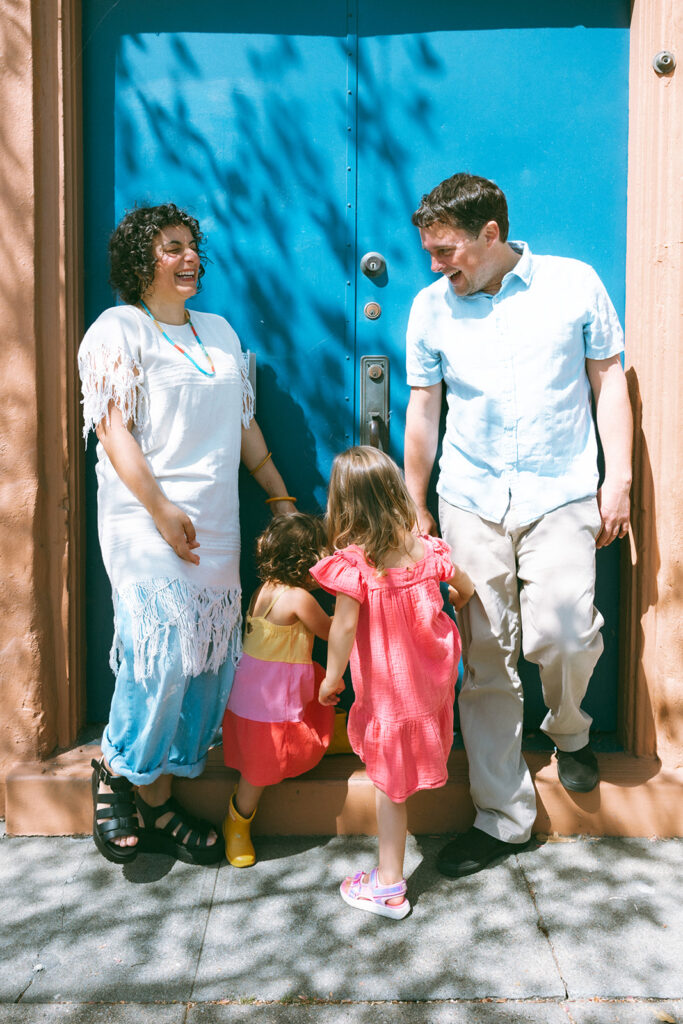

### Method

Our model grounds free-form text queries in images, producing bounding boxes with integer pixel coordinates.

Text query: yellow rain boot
[324,709,354,755]
[222,789,257,868]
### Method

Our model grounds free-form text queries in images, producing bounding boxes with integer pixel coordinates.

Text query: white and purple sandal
[340,867,411,920]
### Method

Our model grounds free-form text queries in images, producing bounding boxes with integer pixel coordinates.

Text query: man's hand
[416,505,439,537]
[152,499,201,564]
[587,356,632,549]
[596,480,630,548]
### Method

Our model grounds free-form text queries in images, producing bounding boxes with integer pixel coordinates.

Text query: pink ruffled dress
[310,536,461,802]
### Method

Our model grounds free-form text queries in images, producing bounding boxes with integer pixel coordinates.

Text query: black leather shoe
[437,826,531,878]
[556,744,599,793]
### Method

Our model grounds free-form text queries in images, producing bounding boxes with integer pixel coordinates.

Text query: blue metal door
[83,2,629,732]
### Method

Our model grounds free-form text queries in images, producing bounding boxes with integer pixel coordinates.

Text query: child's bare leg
[235,777,264,817]
[375,787,408,906]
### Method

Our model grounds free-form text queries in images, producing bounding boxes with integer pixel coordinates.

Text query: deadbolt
[364,301,381,320]
[368,363,383,381]
[360,251,386,278]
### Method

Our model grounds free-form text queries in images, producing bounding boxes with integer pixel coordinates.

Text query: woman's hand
[268,499,297,517]
[319,676,345,706]
[152,497,200,565]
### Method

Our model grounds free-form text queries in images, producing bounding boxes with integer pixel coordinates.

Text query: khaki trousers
[439,496,604,843]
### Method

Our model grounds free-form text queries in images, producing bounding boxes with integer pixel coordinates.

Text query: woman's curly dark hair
[108,203,207,305]
[255,512,329,588]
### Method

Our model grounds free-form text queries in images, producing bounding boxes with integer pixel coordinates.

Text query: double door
[83,0,629,726]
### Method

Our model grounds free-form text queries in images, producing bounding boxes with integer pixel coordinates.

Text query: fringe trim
[111,578,243,681]
[79,343,149,444]
[240,357,255,428]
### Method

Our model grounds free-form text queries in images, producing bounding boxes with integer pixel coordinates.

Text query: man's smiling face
[419,220,500,296]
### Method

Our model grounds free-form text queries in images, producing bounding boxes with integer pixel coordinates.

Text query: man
[404,173,632,878]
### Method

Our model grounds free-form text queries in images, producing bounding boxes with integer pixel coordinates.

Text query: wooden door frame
[2,0,680,813]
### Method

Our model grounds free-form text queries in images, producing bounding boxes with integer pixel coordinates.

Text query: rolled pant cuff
[545,730,591,753]
[101,745,208,787]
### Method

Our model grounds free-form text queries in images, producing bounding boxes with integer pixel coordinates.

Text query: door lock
[360,251,386,278]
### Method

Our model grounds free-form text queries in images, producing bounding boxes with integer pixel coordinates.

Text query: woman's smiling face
[143,224,200,310]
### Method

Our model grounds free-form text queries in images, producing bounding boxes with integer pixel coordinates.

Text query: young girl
[222,512,334,867]
[311,446,474,920]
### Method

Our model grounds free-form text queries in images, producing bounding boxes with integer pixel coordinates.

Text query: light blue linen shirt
[406,242,624,526]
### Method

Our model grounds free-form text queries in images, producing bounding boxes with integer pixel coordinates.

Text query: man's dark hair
[108,203,206,304]
[412,173,509,242]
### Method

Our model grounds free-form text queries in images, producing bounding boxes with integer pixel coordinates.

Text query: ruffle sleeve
[78,309,148,443]
[424,535,457,582]
[310,551,367,604]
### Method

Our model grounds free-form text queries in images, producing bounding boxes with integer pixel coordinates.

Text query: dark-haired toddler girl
[221,512,334,866]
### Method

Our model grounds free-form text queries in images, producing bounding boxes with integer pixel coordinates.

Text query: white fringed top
[78,304,254,679]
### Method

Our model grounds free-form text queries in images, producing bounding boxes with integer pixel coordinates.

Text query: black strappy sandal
[90,758,139,864]
[135,792,224,865]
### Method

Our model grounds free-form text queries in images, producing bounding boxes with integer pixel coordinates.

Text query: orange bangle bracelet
[249,451,272,476]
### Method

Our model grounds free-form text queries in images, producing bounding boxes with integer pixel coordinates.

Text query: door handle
[369,415,380,448]
[360,356,389,450]
[368,413,389,450]
[360,251,386,278]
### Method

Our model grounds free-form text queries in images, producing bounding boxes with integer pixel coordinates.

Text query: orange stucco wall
[0,2,57,803]
[0,0,680,826]
[0,0,83,812]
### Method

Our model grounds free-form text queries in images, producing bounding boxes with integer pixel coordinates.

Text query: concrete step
[5,744,682,837]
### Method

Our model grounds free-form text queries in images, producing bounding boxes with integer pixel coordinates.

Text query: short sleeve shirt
[406,242,624,525]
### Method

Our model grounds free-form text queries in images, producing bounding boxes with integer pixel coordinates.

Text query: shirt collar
[504,240,533,288]
[453,241,534,302]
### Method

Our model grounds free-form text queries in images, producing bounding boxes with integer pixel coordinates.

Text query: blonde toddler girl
[311,447,473,919]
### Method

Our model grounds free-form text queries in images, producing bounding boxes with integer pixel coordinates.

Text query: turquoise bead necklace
[138,300,216,377]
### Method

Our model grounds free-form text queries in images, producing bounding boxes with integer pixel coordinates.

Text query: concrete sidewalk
[3,826,682,1023]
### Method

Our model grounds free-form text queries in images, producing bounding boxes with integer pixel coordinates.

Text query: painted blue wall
[82,1,629,732]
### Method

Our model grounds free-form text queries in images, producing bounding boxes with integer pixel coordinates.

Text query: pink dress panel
[225,654,314,723]
[310,536,461,802]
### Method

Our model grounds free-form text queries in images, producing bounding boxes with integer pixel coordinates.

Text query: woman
[79,203,295,865]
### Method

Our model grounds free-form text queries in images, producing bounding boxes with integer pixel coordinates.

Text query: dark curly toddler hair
[108,203,206,304]
[255,513,329,588]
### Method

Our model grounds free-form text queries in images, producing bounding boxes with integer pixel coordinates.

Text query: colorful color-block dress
[222,589,334,786]
[310,537,461,803]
